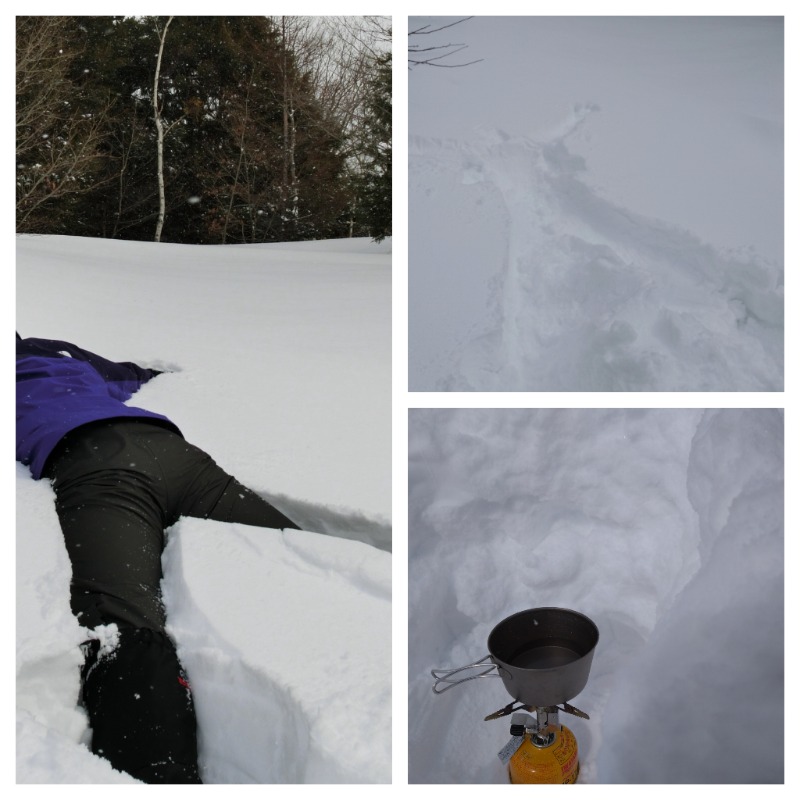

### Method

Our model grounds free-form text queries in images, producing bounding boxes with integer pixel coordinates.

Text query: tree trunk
[153,16,173,243]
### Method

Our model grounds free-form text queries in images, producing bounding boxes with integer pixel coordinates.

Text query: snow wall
[408,408,783,783]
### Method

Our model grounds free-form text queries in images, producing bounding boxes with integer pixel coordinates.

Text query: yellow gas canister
[508,723,579,784]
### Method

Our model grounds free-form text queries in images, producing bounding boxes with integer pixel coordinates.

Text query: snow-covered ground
[16,234,391,783]
[408,408,783,783]
[409,16,783,391]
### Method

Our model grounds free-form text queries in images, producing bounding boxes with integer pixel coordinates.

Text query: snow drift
[408,408,783,783]
[16,234,391,783]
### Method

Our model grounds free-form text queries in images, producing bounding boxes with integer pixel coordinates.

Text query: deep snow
[409,17,783,391]
[408,408,783,783]
[16,234,391,783]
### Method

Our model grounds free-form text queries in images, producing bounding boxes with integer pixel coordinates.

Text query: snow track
[409,118,783,391]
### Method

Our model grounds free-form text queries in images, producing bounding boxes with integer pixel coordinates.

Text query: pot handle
[431,655,500,694]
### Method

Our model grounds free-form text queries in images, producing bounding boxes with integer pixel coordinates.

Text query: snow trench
[408,409,783,783]
[409,110,783,391]
[266,491,392,552]
[16,468,391,784]
[162,519,391,783]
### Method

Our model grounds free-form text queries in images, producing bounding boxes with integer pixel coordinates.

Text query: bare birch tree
[279,16,299,231]
[152,15,173,242]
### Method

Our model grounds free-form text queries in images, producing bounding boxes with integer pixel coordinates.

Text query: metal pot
[432,607,599,707]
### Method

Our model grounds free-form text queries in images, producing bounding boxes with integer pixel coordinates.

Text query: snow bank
[16,234,391,783]
[163,519,391,783]
[408,408,783,783]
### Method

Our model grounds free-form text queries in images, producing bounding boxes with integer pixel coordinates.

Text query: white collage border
[5,1,795,794]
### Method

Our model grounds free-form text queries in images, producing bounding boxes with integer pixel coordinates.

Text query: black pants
[46,419,298,783]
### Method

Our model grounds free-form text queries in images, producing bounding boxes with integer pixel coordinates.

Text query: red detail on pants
[178,675,191,691]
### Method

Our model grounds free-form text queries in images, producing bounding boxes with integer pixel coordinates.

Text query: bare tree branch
[408,16,483,68]
[408,17,475,37]
[16,17,114,232]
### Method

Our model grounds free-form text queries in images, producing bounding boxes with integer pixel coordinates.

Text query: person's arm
[16,337,161,397]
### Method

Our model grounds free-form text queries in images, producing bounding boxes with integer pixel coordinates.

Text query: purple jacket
[16,336,181,478]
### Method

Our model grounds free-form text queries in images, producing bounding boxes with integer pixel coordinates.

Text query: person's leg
[53,469,168,631]
[134,424,300,530]
[196,474,300,529]
[47,421,202,783]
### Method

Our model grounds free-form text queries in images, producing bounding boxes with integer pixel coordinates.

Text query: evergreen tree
[353,51,391,242]
[17,16,356,244]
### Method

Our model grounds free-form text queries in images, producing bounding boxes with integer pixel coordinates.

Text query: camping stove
[431,607,599,784]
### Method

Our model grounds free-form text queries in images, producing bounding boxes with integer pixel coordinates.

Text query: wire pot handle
[431,655,500,694]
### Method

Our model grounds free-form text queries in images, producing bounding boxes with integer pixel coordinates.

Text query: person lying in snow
[16,334,299,784]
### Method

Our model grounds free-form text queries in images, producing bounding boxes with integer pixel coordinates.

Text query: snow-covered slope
[409,16,783,391]
[408,408,783,783]
[16,234,391,783]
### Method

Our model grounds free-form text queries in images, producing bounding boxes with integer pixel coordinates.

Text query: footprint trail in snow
[409,105,783,391]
